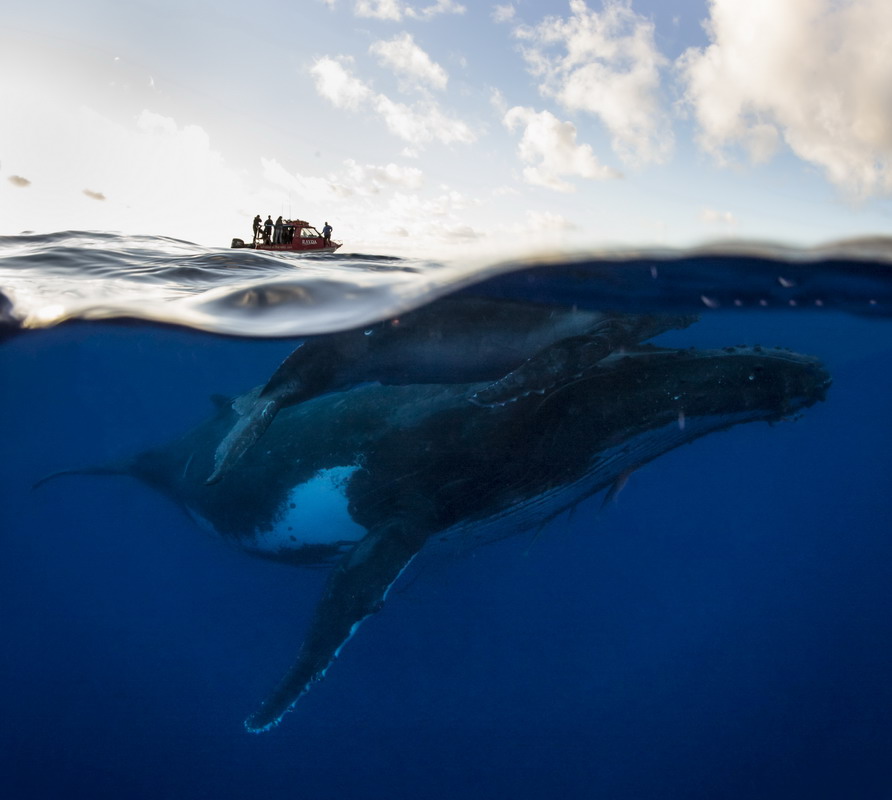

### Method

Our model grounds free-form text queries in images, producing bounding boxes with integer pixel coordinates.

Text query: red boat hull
[232,239,342,253]
[231,218,341,252]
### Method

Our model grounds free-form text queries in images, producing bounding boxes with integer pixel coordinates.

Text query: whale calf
[205,299,698,483]
[38,332,830,732]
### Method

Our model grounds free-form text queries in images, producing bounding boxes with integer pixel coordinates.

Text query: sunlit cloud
[8,175,31,188]
[526,210,578,232]
[678,0,892,198]
[309,56,372,110]
[311,56,474,147]
[492,4,515,24]
[439,223,483,240]
[355,0,403,20]
[260,157,425,205]
[253,158,482,254]
[0,101,255,243]
[337,159,425,194]
[515,0,673,166]
[260,158,340,202]
[489,87,508,116]
[700,207,737,227]
[373,94,474,145]
[504,105,621,191]
[354,0,465,21]
[370,33,448,91]
[490,209,582,253]
[382,193,482,241]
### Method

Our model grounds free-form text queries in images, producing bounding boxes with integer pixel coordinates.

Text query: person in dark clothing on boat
[263,216,273,245]
[322,221,332,246]
[274,216,284,245]
[252,215,262,242]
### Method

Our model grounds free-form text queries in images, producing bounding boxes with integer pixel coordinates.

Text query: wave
[2,231,892,339]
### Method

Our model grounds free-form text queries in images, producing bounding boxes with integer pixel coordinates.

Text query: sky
[1,0,891,257]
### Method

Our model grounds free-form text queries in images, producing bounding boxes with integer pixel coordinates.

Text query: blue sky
[1,0,890,256]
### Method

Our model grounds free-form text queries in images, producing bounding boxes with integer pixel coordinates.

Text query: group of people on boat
[252,214,333,246]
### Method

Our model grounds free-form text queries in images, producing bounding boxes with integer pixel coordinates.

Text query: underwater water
[2,233,892,798]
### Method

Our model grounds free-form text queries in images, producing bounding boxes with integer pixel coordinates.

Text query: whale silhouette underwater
[38,303,831,732]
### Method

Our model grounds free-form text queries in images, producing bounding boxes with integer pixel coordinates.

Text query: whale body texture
[205,299,699,483]
[38,318,830,732]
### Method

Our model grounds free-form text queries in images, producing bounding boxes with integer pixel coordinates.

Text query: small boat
[231,218,341,253]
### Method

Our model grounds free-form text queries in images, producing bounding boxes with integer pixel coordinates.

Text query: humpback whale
[38,331,830,732]
[205,298,698,483]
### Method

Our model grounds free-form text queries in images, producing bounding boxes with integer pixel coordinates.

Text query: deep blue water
[2,233,892,798]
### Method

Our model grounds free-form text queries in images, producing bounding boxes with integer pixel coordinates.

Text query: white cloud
[374,189,483,246]
[489,209,582,253]
[504,105,621,191]
[678,0,892,198]
[489,87,508,116]
[492,4,515,23]
[0,100,254,244]
[373,94,475,144]
[439,223,484,240]
[355,0,465,20]
[311,56,474,146]
[247,159,482,255]
[356,0,403,19]
[310,57,372,110]
[526,210,577,232]
[340,159,425,192]
[370,33,448,91]
[515,0,672,166]
[409,0,465,19]
[700,207,737,227]
[260,157,338,202]
[262,157,424,200]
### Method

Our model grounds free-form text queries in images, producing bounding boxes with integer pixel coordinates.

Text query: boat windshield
[300,227,321,237]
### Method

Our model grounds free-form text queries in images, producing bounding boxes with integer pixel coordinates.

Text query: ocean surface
[2,232,892,798]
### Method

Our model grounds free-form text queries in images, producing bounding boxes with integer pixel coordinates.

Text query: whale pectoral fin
[230,385,263,416]
[600,466,638,509]
[244,521,428,733]
[470,333,619,407]
[205,393,284,484]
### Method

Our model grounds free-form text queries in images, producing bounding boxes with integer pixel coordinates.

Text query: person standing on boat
[263,215,273,245]
[274,216,284,245]
[322,221,332,246]
[252,215,262,242]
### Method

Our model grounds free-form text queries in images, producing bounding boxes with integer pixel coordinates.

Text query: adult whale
[205,299,698,484]
[37,334,830,732]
